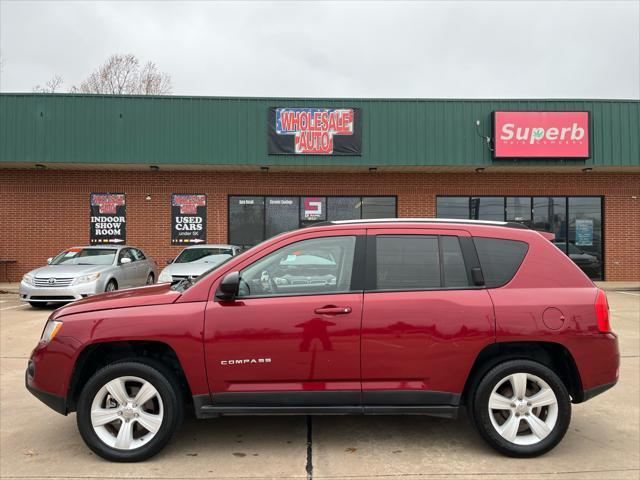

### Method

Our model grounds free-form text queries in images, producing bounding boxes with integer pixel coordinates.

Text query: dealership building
[0,94,638,282]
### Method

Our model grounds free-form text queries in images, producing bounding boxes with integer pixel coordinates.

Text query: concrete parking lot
[0,289,638,480]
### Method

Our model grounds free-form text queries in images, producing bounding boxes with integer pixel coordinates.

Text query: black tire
[29,301,49,308]
[105,280,118,293]
[146,273,154,285]
[76,360,184,462]
[471,359,571,458]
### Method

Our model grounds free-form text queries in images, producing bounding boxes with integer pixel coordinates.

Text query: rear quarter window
[473,237,529,288]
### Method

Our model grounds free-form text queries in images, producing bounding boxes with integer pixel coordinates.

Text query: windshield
[50,248,117,266]
[174,248,233,263]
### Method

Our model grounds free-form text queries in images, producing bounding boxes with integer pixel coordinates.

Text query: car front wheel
[76,360,183,462]
[471,359,571,457]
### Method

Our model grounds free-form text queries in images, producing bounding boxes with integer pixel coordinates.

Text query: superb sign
[493,111,590,158]
[268,107,362,155]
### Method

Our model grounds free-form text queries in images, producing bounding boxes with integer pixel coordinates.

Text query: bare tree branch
[33,74,64,93]
[71,54,172,95]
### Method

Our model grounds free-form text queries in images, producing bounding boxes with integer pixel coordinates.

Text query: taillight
[595,289,611,333]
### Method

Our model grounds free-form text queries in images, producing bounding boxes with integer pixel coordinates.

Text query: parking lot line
[617,291,640,297]
[0,304,29,311]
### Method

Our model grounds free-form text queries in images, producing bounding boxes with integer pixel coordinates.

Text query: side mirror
[216,271,240,300]
[471,267,485,286]
[46,257,53,264]
[167,259,174,265]
[120,257,132,265]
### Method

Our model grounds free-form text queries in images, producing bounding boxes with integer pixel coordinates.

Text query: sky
[0,0,639,99]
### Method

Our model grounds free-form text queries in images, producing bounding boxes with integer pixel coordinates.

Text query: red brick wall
[1,169,638,282]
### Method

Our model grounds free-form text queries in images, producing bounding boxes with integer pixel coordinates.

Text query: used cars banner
[268,107,362,155]
[171,193,207,245]
[90,193,126,244]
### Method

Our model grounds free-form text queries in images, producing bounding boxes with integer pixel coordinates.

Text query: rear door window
[473,237,528,287]
[375,235,440,290]
[131,248,146,261]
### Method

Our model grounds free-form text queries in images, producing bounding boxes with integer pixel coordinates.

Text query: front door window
[238,236,356,297]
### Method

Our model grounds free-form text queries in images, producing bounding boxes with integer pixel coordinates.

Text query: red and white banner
[493,111,590,158]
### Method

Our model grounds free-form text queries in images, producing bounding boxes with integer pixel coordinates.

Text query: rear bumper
[25,369,67,415]
[582,380,617,402]
[571,333,620,403]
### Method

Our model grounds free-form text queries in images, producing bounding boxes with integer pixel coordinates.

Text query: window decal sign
[90,193,126,244]
[302,197,326,221]
[493,111,590,158]
[171,194,207,245]
[268,107,362,155]
[575,219,594,246]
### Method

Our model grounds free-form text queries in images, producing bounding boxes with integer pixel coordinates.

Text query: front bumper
[26,335,80,415]
[19,281,100,303]
[25,369,67,415]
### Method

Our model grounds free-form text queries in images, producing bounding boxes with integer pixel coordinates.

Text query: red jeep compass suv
[26,219,619,461]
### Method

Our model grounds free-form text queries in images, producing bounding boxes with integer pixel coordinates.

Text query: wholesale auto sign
[268,107,362,155]
[171,194,206,245]
[493,111,590,158]
[90,193,126,244]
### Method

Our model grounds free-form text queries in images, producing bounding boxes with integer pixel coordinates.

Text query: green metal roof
[1,94,638,168]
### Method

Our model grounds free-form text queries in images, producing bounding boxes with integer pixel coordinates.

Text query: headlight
[22,274,34,286]
[72,272,101,285]
[40,320,63,344]
[158,271,172,283]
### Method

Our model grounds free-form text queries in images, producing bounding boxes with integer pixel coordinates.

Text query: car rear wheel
[76,360,183,462]
[146,273,154,285]
[105,280,117,292]
[29,301,49,308]
[471,359,571,457]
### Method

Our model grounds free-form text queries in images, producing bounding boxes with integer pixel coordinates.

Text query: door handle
[314,305,352,315]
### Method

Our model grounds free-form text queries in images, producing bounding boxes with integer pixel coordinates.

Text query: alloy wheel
[90,376,164,450]
[488,372,558,446]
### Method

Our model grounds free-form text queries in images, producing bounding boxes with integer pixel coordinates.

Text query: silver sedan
[19,245,157,307]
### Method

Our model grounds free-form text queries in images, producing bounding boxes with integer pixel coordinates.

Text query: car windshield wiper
[171,276,195,292]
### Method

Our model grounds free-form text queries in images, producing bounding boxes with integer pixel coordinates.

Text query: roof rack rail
[306,218,530,229]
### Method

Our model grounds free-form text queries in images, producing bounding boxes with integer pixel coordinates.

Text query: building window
[229,196,265,248]
[362,197,397,219]
[229,196,396,249]
[506,197,532,225]
[327,197,361,221]
[266,197,299,238]
[436,196,603,280]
